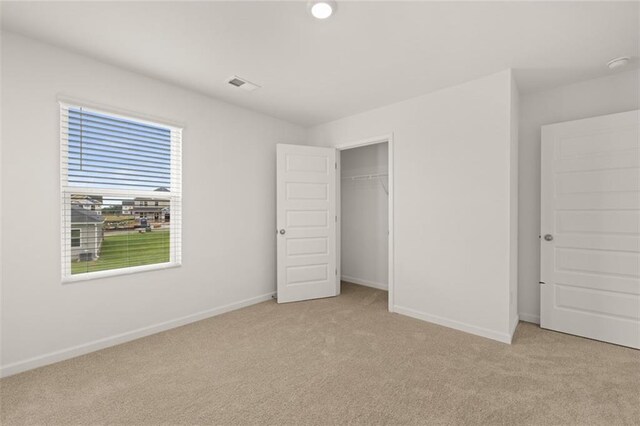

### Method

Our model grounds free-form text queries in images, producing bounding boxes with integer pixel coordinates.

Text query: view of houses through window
[69,191,172,274]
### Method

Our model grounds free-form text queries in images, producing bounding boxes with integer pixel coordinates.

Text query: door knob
[544,234,553,241]
[279,229,286,235]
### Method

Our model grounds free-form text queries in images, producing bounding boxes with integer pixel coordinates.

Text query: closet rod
[341,173,388,181]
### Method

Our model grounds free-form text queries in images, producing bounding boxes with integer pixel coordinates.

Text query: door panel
[540,110,640,348]
[277,144,338,303]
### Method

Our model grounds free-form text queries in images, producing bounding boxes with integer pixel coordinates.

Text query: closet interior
[340,142,389,291]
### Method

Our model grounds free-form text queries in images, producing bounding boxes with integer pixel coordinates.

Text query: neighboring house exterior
[121,200,134,215]
[71,205,105,261]
[71,194,103,216]
[131,187,170,222]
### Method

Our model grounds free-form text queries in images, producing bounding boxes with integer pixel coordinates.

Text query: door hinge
[539,281,546,285]
[335,215,337,222]
[335,162,337,169]
[335,268,337,276]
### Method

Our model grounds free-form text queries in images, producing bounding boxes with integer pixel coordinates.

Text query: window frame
[60,101,183,283]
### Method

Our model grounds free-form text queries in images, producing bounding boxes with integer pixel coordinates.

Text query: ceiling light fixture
[607,56,630,70]
[309,1,336,19]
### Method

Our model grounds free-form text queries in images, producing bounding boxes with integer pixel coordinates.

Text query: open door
[540,110,640,348]
[277,144,338,303]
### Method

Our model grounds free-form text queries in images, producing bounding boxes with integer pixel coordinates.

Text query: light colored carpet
[1,282,639,425]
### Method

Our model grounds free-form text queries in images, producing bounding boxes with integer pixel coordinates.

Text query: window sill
[62,262,182,284]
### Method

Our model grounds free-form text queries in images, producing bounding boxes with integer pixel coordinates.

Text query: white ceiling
[2,1,638,126]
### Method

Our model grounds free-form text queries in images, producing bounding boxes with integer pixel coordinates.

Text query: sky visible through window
[68,107,172,206]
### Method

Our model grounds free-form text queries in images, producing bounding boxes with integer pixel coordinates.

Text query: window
[61,103,182,281]
[71,229,81,248]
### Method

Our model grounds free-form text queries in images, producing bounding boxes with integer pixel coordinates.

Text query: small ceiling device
[308,1,336,19]
[607,56,630,70]
[226,75,261,92]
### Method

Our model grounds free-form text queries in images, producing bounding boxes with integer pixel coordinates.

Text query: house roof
[71,205,104,224]
[71,194,103,203]
[134,187,170,201]
[131,206,169,213]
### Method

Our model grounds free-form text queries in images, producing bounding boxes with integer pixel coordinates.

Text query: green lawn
[72,229,170,275]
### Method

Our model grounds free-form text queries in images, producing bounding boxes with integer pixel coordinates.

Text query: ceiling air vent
[226,75,261,92]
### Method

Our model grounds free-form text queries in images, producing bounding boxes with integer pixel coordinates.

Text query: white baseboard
[509,314,520,343]
[0,292,275,378]
[518,312,540,324]
[393,305,513,344]
[341,275,388,291]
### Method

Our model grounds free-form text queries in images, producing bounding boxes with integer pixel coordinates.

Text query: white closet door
[276,144,338,303]
[540,110,640,348]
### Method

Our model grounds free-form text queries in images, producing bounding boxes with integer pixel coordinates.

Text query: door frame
[336,134,395,312]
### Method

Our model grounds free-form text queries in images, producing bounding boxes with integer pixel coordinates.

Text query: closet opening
[337,135,394,312]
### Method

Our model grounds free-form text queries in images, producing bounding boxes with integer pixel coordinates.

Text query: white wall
[0,33,306,376]
[308,70,517,343]
[340,143,388,290]
[517,69,640,323]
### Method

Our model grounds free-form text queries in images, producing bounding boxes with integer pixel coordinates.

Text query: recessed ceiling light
[607,56,630,70]
[309,1,336,20]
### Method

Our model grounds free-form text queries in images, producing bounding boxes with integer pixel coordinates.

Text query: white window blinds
[60,103,182,281]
